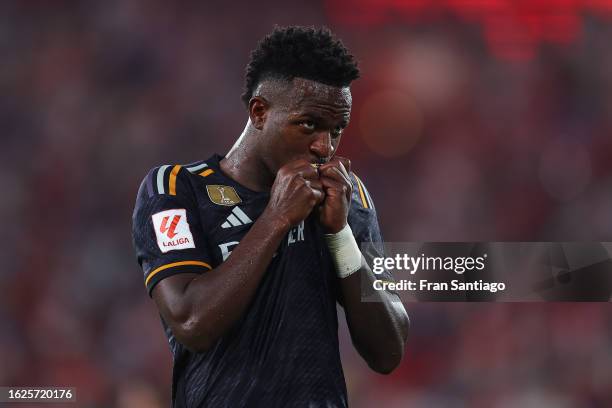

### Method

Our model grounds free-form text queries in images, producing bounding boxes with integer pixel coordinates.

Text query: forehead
[286,78,352,115]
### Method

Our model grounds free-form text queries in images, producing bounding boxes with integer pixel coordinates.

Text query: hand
[318,157,352,233]
[265,159,325,228]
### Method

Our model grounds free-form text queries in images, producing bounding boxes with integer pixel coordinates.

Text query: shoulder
[137,159,215,199]
[133,160,216,234]
[348,170,384,244]
[349,171,375,211]
[133,160,217,221]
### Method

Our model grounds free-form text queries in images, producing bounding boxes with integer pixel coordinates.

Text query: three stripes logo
[221,206,252,229]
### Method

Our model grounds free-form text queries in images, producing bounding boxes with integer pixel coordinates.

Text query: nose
[310,132,334,161]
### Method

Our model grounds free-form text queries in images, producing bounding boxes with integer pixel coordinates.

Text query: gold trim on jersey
[169,165,182,196]
[354,173,369,209]
[145,260,212,287]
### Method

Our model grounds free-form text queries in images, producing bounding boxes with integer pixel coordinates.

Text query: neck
[220,121,275,192]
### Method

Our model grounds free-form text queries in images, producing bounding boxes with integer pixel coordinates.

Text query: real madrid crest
[206,185,242,206]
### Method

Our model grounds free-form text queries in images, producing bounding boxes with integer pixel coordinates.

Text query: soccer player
[132,26,409,407]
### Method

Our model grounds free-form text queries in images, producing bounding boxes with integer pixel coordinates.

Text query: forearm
[175,209,290,350]
[152,159,326,352]
[339,258,409,374]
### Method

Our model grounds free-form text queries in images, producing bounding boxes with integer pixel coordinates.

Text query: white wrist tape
[325,224,363,278]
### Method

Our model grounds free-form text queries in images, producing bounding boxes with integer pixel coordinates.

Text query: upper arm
[346,172,399,295]
[132,164,213,298]
[151,272,200,324]
[348,172,385,269]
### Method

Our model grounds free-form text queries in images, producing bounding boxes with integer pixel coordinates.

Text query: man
[132,26,409,407]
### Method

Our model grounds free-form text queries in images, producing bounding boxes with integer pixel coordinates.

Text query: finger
[319,159,350,182]
[318,160,336,173]
[285,159,316,174]
[320,176,349,196]
[336,160,351,181]
[320,171,352,203]
[291,162,319,180]
[305,179,324,191]
[301,166,320,181]
[334,163,352,185]
[319,165,351,187]
[336,156,352,175]
[311,187,325,204]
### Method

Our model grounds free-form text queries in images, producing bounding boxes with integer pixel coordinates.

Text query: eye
[299,121,316,131]
[331,126,343,138]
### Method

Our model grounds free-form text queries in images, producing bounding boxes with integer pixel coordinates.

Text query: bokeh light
[359,90,423,157]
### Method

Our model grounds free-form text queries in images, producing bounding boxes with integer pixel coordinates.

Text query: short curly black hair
[241,26,360,106]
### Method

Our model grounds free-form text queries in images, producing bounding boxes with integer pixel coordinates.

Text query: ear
[248,96,269,130]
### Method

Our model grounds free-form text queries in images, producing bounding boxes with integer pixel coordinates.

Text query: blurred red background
[1,1,612,406]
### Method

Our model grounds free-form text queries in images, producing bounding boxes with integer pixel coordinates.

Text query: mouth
[310,156,328,167]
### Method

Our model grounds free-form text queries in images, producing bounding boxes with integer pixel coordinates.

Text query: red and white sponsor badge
[151,209,196,253]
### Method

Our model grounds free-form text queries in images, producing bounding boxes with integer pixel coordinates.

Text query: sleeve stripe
[186,162,208,173]
[145,260,212,287]
[168,165,182,196]
[199,169,214,177]
[362,181,374,208]
[156,165,170,194]
[145,167,156,197]
[354,174,369,209]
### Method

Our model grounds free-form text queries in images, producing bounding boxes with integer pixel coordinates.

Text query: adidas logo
[221,206,252,229]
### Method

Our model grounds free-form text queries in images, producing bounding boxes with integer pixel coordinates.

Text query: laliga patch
[206,185,241,206]
[151,209,195,253]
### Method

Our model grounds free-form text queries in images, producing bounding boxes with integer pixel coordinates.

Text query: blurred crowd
[1,1,611,407]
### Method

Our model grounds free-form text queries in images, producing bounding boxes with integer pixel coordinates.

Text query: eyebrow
[296,112,349,128]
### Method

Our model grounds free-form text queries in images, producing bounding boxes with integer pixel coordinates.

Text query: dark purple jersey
[132,154,385,408]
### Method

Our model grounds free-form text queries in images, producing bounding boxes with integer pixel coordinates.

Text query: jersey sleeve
[132,164,212,296]
[347,172,394,284]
